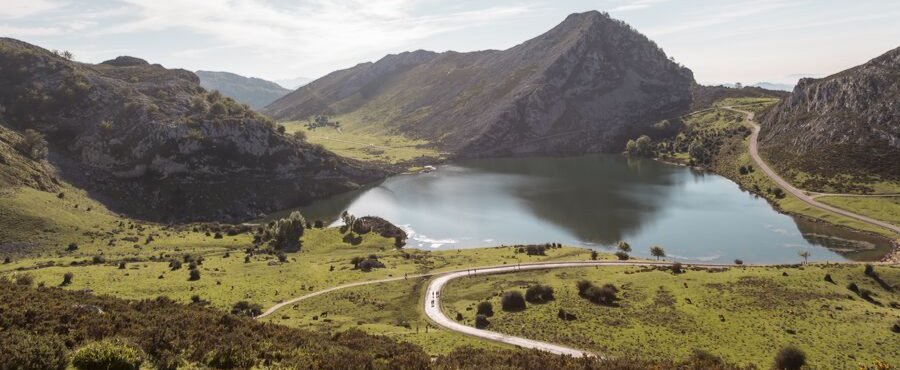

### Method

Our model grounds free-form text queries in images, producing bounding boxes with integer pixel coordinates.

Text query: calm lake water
[300,155,891,263]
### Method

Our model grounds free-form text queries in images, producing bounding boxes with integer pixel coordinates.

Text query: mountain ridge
[196,70,290,109]
[264,11,695,157]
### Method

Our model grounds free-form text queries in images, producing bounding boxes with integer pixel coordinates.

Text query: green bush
[476,301,493,317]
[0,330,68,370]
[500,291,526,312]
[773,345,805,370]
[72,340,143,370]
[524,284,554,303]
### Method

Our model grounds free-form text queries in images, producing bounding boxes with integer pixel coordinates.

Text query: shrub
[118,262,126,269]
[892,321,900,333]
[615,251,629,260]
[188,269,201,281]
[576,280,593,295]
[847,282,859,294]
[264,211,305,252]
[590,250,598,260]
[2,256,9,264]
[474,314,489,329]
[824,274,834,283]
[584,284,618,305]
[773,346,805,370]
[231,301,262,317]
[557,309,576,321]
[72,340,143,370]
[61,272,74,286]
[500,291,526,312]
[15,274,34,286]
[734,259,743,265]
[169,260,182,270]
[16,129,48,160]
[92,255,105,264]
[864,264,875,276]
[476,301,493,317]
[455,312,463,321]
[524,284,554,303]
[277,251,287,263]
[67,242,79,252]
[0,329,68,370]
[671,262,683,274]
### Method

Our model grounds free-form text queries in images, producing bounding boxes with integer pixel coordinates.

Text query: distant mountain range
[0,38,380,222]
[195,70,290,109]
[264,11,695,157]
[760,46,900,183]
[715,82,795,91]
[275,76,314,90]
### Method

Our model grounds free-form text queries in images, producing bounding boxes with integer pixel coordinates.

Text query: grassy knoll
[712,97,780,114]
[442,264,900,368]
[817,196,900,226]
[4,226,598,314]
[281,121,444,165]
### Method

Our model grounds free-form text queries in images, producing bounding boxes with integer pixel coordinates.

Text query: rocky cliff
[0,38,382,222]
[759,46,900,182]
[264,11,695,157]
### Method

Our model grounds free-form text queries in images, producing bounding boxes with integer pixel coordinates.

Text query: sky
[2,0,899,86]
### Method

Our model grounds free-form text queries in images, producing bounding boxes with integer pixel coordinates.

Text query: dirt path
[723,107,899,235]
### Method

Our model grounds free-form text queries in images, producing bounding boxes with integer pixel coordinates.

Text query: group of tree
[14,129,48,160]
[259,211,305,252]
[305,115,341,130]
[524,284,554,303]
[624,135,654,157]
[350,255,385,272]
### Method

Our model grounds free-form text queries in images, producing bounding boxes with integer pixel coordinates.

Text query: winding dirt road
[422,261,730,357]
[725,107,900,235]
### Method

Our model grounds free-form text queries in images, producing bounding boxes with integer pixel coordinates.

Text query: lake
[300,155,891,263]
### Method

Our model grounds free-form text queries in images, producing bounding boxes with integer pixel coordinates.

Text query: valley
[0,6,898,370]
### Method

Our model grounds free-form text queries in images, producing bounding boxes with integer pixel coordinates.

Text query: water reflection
[296,154,891,263]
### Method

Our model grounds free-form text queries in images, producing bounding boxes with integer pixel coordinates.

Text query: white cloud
[609,0,668,12]
[88,0,533,78]
[0,0,63,18]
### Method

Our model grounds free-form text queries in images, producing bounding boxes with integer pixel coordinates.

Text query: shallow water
[300,155,891,263]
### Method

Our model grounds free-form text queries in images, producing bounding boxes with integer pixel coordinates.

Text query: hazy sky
[3,0,899,86]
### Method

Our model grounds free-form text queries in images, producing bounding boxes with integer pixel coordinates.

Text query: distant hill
[690,85,788,111]
[0,38,381,222]
[264,11,695,157]
[751,82,794,91]
[760,46,900,183]
[195,70,290,109]
[275,76,313,89]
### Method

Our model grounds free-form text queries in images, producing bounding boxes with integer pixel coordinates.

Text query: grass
[817,196,900,226]
[441,264,900,368]
[712,97,780,114]
[281,121,444,165]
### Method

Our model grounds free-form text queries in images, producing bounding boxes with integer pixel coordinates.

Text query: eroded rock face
[759,46,900,180]
[264,11,694,157]
[0,38,383,222]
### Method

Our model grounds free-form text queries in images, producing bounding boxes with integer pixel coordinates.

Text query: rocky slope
[759,46,900,182]
[196,70,290,109]
[264,11,695,157]
[0,38,382,222]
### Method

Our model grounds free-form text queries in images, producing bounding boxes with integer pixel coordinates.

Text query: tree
[773,346,806,370]
[266,211,305,252]
[61,272,74,286]
[590,250,599,260]
[476,301,493,317]
[625,135,653,157]
[188,269,201,281]
[798,250,810,264]
[616,241,632,253]
[650,245,666,260]
[615,251,629,260]
[16,129,48,160]
[524,284,554,303]
[576,280,593,296]
[231,301,262,317]
[474,314,490,329]
[500,291,526,311]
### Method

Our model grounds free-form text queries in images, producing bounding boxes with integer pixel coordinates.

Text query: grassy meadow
[441,264,900,368]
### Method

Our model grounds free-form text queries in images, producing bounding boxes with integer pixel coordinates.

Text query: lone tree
[616,241,632,253]
[61,272,74,286]
[476,301,494,317]
[500,291,526,312]
[265,211,305,252]
[650,245,666,260]
[773,346,806,370]
[798,250,810,264]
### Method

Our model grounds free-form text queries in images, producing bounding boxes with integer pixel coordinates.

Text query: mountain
[264,11,695,157]
[751,82,794,91]
[275,76,313,89]
[195,70,290,109]
[0,38,382,222]
[759,46,900,182]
